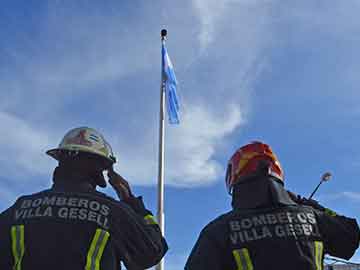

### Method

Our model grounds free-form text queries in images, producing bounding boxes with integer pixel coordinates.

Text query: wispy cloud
[192,0,273,52]
[0,0,268,188]
[165,104,244,186]
[318,191,360,203]
[192,0,228,51]
[109,104,244,187]
[0,111,54,178]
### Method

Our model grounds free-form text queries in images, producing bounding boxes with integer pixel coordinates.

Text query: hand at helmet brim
[107,167,133,200]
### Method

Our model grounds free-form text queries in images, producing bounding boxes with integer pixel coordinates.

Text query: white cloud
[319,191,360,203]
[192,0,227,51]
[342,192,360,201]
[192,0,273,52]
[0,111,54,177]
[109,103,244,187]
[0,0,270,188]
[165,104,244,186]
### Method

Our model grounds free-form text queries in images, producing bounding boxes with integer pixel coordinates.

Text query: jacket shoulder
[14,189,52,200]
[91,190,118,203]
[201,210,234,234]
[1,189,51,212]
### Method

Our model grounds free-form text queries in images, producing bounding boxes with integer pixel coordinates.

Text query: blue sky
[1,0,360,268]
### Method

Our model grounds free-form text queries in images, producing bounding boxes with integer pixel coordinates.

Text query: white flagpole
[156,29,167,270]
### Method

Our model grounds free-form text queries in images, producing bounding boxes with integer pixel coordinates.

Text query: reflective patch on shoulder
[324,208,337,217]
[144,214,158,225]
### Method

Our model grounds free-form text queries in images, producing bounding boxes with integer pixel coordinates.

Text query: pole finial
[321,172,332,182]
[161,29,167,39]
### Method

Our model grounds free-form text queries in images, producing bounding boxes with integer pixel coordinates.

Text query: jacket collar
[51,166,96,192]
[231,176,296,210]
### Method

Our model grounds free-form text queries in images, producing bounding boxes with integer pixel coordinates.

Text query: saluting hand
[107,167,133,200]
[287,190,326,211]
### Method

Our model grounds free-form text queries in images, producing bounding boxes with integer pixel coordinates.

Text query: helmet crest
[64,130,92,147]
[46,127,116,167]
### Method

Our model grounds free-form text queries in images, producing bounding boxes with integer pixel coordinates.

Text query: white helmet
[47,127,116,167]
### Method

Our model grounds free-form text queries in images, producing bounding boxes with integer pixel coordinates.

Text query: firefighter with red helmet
[185,141,359,270]
[0,127,167,270]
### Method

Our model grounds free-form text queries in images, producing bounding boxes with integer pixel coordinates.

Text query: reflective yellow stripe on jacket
[314,241,324,270]
[11,225,25,270]
[233,248,254,270]
[85,229,110,270]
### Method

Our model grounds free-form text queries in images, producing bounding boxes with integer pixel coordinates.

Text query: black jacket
[0,181,167,270]
[185,177,359,270]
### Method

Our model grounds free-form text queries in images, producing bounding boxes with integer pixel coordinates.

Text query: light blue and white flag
[162,43,180,124]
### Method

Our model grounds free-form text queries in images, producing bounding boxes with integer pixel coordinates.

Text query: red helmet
[225,141,284,194]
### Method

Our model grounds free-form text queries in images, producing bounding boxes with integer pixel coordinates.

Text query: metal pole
[308,172,332,200]
[156,29,167,270]
[308,181,323,200]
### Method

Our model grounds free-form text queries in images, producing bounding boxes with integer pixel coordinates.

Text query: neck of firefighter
[52,161,100,190]
[231,175,295,210]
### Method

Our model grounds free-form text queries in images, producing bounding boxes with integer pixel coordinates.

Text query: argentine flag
[162,43,180,124]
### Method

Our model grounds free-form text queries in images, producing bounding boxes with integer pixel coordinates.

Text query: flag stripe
[162,42,180,124]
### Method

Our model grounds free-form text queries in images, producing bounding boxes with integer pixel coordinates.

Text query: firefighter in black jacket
[0,127,168,270]
[185,141,359,270]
